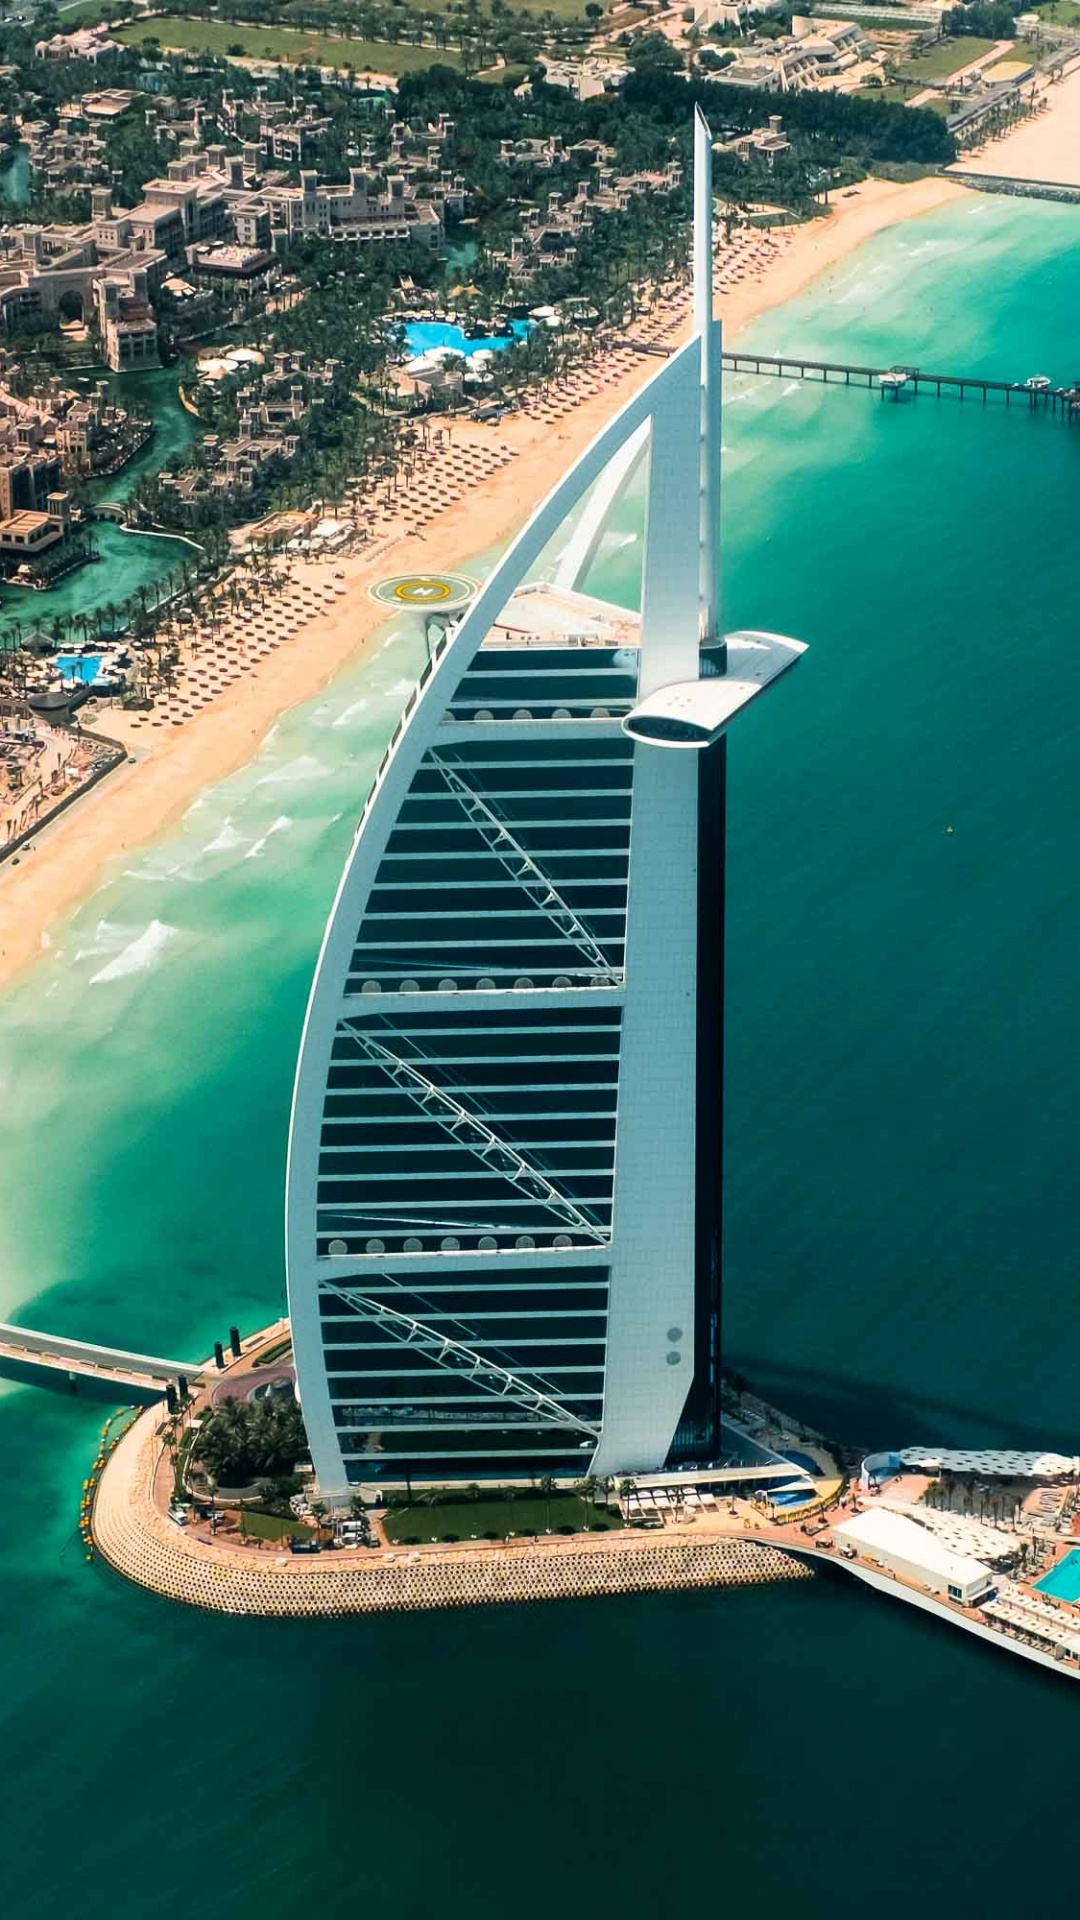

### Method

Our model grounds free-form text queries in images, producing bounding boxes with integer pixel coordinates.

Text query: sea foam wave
[89,919,175,985]
[245,815,292,860]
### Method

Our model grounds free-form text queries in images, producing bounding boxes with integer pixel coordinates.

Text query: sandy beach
[0,171,962,991]
[951,65,1080,189]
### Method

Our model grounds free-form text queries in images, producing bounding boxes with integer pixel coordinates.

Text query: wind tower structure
[285,113,805,1499]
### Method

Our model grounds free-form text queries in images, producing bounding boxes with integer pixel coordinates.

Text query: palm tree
[538,1473,557,1531]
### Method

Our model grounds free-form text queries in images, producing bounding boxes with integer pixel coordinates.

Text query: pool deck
[1034,1550,1080,1603]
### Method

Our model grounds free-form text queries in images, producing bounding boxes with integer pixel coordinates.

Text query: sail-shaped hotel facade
[285,115,805,1498]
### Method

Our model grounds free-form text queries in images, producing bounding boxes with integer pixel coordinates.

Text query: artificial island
[0,117,1078,1692]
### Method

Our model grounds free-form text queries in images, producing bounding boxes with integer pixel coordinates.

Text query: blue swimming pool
[1036,1551,1080,1604]
[783,1451,822,1477]
[56,654,102,685]
[403,319,530,359]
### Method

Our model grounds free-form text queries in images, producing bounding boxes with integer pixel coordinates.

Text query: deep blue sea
[2,191,1079,1919]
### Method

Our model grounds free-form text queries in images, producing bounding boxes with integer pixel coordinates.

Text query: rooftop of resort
[832,1506,995,1595]
[488,583,641,649]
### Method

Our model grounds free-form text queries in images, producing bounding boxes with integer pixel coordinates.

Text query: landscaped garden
[234,1506,314,1542]
[383,1485,624,1544]
[894,34,1000,81]
[193,1392,308,1487]
[114,15,462,73]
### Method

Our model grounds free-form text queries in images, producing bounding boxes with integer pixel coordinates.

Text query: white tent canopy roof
[901,1447,1080,1479]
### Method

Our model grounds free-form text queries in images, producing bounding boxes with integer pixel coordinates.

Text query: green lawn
[856,82,915,101]
[1034,0,1080,23]
[114,15,461,72]
[236,1507,313,1542]
[894,35,1000,82]
[287,0,606,18]
[56,0,120,24]
[384,1492,624,1544]
[476,61,530,84]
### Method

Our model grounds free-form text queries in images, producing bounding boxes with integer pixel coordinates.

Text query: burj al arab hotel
[286,114,805,1499]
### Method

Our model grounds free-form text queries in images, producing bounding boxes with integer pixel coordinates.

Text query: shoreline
[951,65,1080,191]
[0,172,962,995]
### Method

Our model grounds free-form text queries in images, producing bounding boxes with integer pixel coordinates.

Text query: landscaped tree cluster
[621,66,958,168]
[942,1,1019,36]
[130,240,416,531]
[194,1393,308,1486]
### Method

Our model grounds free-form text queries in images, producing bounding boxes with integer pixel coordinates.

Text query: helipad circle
[372,571,475,613]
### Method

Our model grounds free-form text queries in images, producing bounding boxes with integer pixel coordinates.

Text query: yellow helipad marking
[393,578,453,603]
[373,571,475,612]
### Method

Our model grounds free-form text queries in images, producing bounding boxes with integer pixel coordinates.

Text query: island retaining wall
[93,1412,813,1618]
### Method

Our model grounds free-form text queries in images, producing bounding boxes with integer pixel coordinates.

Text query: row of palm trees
[172,0,598,69]
[924,1476,1043,1528]
[0,533,299,714]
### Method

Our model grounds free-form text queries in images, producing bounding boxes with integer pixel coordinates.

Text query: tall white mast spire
[693,107,721,650]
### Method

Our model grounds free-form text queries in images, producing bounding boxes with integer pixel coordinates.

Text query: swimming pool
[1035,1550,1080,1604]
[56,654,102,685]
[403,319,530,359]
[783,1451,822,1477]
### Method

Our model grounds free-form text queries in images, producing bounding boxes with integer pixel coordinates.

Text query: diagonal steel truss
[338,1020,607,1244]
[319,1280,600,1437]
[431,754,621,982]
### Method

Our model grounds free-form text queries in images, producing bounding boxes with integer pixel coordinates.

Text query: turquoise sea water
[2,192,1080,1917]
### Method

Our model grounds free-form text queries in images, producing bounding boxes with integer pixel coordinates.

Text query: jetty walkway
[623,337,1080,417]
[720,350,1080,415]
[0,1321,207,1391]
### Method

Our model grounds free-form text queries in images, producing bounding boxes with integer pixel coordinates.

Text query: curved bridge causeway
[0,1323,207,1392]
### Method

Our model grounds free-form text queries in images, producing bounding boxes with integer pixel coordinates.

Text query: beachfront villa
[284,115,806,1501]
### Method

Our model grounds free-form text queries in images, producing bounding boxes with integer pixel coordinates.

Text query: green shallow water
[0,143,31,205]
[2,191,1080,1918]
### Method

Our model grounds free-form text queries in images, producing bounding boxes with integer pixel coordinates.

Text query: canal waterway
[0,191,1079,1919]
[0,360,198,632]
[0,141,31,206]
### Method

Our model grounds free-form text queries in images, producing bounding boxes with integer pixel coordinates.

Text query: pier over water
[720,350,1080,417]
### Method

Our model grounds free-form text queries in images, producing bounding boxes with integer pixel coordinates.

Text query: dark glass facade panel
[445,645,639,721]
[319,1261,610,1481]
[345,735,633,991]
[316,1009,621,1256]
